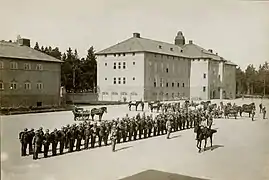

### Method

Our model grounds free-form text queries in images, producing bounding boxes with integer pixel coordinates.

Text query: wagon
[72,107,91,121]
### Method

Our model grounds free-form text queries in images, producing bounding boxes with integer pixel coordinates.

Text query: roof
[0,41,62,63]
[96,37,189,58]
[120,169,209,180]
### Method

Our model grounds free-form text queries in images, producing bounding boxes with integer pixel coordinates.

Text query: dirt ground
[1,98,269,180]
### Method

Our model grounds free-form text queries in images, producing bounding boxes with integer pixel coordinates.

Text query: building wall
[0,57,61,107]
[97,52,145,101]
[190,59,209,100]
[208,60,221,99]
[144,52,190,101]
[223,64,236,99]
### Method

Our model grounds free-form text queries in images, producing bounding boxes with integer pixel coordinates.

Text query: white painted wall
[190,59,209,100]
[97,52,145,101]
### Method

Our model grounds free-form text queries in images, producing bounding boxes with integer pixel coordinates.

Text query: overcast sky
[1,0,268,69]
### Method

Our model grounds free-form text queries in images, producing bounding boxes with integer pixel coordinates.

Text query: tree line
[236,62,269,96]
[33,42,97,93]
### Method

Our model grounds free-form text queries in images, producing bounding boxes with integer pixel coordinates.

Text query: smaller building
[0,37,62,108]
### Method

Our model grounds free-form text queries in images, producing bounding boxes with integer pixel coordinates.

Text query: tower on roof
[174,31,185,46]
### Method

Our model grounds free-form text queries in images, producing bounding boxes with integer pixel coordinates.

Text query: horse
[148,101,162,112]
[240,103,255,117]
[90,107,107,121]
[195,126,217,153]
[128,100,144,111]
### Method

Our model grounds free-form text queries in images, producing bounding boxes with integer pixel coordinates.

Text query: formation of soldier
[19,103,216,160]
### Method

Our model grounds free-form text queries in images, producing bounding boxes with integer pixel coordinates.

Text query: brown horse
[90,107,107,121]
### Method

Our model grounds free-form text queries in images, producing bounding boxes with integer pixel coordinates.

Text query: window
[113,78,116,84]
[172,82,174,87]
[113,62,116,69]
[203,73,206,79]
[24,82,31,90]
[104,54,107,57]
[105,63,107,66]
[105,78,107,80]
[0,61,3,69]
[37,83,43,90]
[123,53,125,56]
[133,77,135,80]
[24,63,31,70]
[166,82,169,87]
[0,81,3,90]
[180,49,183,53]
[114,54,116,57]
[177,83,180,87]
[10,62,18,69]
[123,77,126,84]
[123,62,126,69]
[159,45,162,49]
[203,86,206,92]
[118,77,121,84]
[166,68,169,73]
[10,81,17,90]
[102,92,109,95]
[133,61,135,65]
[36,64,43,70]
[182,83,185,87]
[118,54,121,56]
[170,48,173,51]
[118,62,121,69]
[132,52,135,56]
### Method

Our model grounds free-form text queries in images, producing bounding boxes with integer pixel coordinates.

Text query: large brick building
[0,38,62,108]
[96,31,236,101]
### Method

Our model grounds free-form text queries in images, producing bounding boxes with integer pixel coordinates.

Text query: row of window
[113,77,127,84]
[102,92,138,96]
[0,81,43,90]
[153,81,185,88]
[104,52,136,57]
[105,62,136,69]
[0,61,43,70]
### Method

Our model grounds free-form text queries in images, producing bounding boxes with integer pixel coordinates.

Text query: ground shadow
[116,146,133,152]
[170,135,181,139]
[203,145,224,152]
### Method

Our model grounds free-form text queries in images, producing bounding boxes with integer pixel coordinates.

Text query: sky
[1,0,268,69]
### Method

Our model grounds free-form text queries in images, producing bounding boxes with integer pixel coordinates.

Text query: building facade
[0,38,62,108]
[96,32,236,101]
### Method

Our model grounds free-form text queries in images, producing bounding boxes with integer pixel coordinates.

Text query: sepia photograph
[0,0,269,180]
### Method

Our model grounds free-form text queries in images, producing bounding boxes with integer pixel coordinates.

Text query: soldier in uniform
[38,127,44,153]
[98,122,105,147]
[207,113,213,129]
[251,108,255,121]
[263,107,266,119]
[76,126,83,151]
[104,122,110,145]
[147,116,153,137]
[153,118,158,136]
[67,125,75,152]
[43,129,51,158]
[51,128,58,156]
[84,124,91,149]
[133,118,139,140]
[90,123,97,148]
[19,128,28,156]
[33,130,42,160]
[122,120,127,142]
[143,117,148,138]
[27,128,35,155]
[58,127,65,154]
[110,123,117,152]
[65,124,70,149]
[166,117,172,139]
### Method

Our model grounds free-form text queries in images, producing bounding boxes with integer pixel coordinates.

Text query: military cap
[24,128,28,131]
[46,129,49,133]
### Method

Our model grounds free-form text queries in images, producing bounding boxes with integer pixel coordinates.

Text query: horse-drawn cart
[72,107,91,121]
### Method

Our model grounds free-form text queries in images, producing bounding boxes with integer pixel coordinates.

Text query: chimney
[18,38,31,47]
[133,33,140,38]
[208,49,213,53]
[189,40,193,44]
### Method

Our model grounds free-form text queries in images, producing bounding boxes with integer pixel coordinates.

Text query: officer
[67,125,75,152]
[58,127,65,154]
[98,122,105,147]
[19,128,28,156]
[147,117,153,137]
[166,117,172,139]
[33,130,42,160]
[90,122,97,148]
[84,124,91,149]
[110,123,117,152]
[51,128,58,156]
[263,107,266,119]
[27,128,35,155]
[43,129,50,158]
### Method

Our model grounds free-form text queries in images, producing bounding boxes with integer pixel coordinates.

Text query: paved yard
[1,98,269,180]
